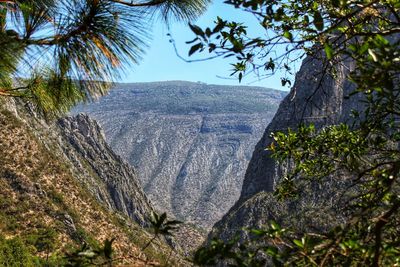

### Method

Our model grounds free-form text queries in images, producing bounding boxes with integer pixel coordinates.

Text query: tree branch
[110,0,167,7]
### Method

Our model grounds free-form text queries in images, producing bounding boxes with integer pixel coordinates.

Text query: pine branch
[110,0,167,7]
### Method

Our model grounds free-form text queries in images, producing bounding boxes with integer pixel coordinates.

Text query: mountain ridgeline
[74,81,286,228]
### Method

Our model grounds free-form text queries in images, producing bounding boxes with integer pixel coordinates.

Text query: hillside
[0,98,186,265]
[74,81,286,229]
[210,52,365,241]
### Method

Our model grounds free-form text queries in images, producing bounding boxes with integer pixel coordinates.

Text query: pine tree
[0,0,209,117]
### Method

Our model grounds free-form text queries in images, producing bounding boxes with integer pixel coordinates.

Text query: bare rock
[73,81,286,229]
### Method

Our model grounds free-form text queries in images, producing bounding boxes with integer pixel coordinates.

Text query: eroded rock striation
[74,81,286,228]
[58,114,154,226]
[211,54,364,240]
[0,98,180,265]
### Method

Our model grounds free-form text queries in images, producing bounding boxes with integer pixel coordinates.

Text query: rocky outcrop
[74,81,286,229]
[240,55,361,201]
[211,54,364,240]
[0,98,178,265]
[57,114,153,226]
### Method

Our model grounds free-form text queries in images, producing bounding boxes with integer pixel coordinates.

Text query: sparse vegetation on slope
[190,0,400,265]
[74,81,286,229]
[0,98,187,266]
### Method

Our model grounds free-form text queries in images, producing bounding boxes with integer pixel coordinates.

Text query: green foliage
[0,233,66,267]
[190,0,400,266]
[187,0,400,86]
[0,235,36,267]
[0,0,209,117]
[63,211,184,266]
[142,211,182,251]
[193,235,275,267]
[142,0,210,22]
[25,228,58,253]
[149,212,183,237]
[64,238,115,266]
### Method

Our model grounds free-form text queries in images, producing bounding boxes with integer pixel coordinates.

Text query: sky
[122,2,294,91]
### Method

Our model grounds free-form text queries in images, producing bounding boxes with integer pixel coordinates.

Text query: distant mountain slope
[74,81,286,228]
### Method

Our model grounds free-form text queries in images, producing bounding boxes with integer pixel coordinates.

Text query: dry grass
[0,100,186,266]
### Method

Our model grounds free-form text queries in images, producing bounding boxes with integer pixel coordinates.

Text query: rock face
[211,54,364,240]
[0,98,178,265]
[73,81,286,228]
[240,56,362,201]
[57,114,153,226]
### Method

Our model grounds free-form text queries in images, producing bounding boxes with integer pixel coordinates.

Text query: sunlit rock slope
[74,81,286,228]
[210,54,365,241]
[0,98,183,265]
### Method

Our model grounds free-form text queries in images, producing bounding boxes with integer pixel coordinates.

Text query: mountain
[0,97,184,265]
[73,81,286,229]
[210,54,365,241]
[57,114,153,226]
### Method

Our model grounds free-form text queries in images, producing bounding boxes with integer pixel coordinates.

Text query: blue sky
[122,2,293,90]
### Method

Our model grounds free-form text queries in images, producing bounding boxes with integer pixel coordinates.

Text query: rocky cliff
[74,81,286,229]
[211,54,365,240]
[0,98,182,265]
[58,114,153,226]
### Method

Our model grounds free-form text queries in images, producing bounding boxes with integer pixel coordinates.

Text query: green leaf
[348,44,357,52]
[313,11,324,31]
[205,27,212,37]
[374,34,389,46]
[281,78,291,87]
[103,238,115,260]
[283,31,293,41]
[265,246,278,256]
[359,42,369,55]
[159,213,167,224]
[165,220,182,225]
[250,229,266,236]
[303,15,309,24]
[331,0,340,7]
[188,43,203,56]
[185,37,198,44]
[324,43,333,59]
[189,23,205,38]
[270,221,281,231]
[293,239,304,248]
[213,21,225,33]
